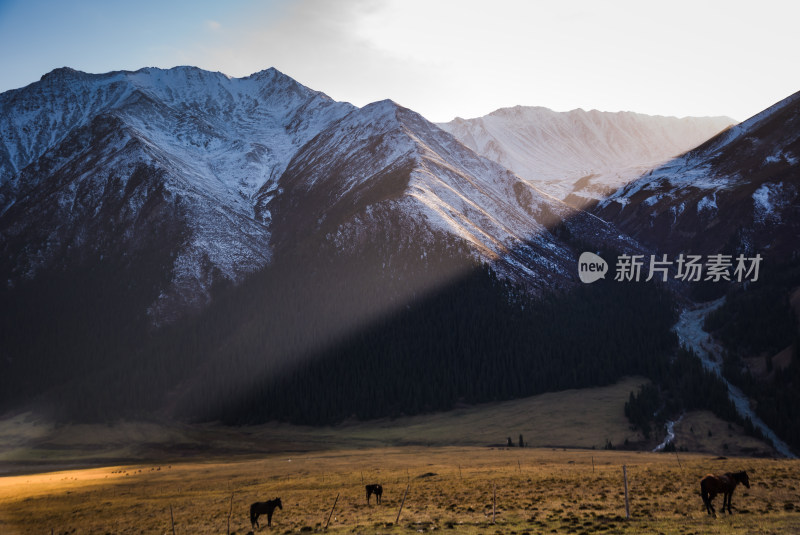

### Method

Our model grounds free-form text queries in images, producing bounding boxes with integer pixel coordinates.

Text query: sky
[1,0,799,123]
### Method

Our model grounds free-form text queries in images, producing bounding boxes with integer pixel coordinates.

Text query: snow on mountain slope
[596,90,800,259]
[0,110,272,321]
[0,66,353,209]
[1,65,645,324]
[267,99,639,294]
[0,66,354,320]
[439,106,733,208]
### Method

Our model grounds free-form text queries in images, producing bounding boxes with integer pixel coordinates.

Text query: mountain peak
[439,105,735,207]
[134,65,223,77]
[246,67,310,89]
[346,99,406,127]
[41,66,79,76]
[488,104,553,119]
[246,66,285,81]
[39,66,92,84]
[595,88,800,261]
[252,66,279,75]
[363,98,402,112]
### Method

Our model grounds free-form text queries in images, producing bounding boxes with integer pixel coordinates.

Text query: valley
[1,67,798,517]
[0,376,775,476]
[674,300,796,458]
[439,106,733,208]
[1,2,799,532]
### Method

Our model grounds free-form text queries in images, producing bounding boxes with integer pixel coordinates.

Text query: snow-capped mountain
[1,66,642,324]
[0,66,354,319]
[1,66,656,422]
[0,66,352,200]
[6,65,793,432]
[596,90,800,260]
[439,107,733,208]
[266,99,637,295]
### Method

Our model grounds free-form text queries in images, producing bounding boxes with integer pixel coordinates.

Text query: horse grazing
[366,484,383,505]
[250,498,282,528]
[700,471,750,516]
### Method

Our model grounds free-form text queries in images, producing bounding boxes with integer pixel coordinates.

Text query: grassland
[0,377,787,533]
[2,447,799,534]
[0,377,774,475]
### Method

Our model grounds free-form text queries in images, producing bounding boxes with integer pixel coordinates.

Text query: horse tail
[250,503,257,525]
[700,479,709,506]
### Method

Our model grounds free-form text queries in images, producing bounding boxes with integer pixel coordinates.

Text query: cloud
[103,0,800,123]
[185,0,434,108]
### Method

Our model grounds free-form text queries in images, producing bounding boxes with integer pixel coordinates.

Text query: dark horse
[250,498,282,528]
[366,484,383,504]
[700,471,750,516]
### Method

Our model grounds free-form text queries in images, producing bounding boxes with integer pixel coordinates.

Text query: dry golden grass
[0,377,785,533]
[2,447,799,535]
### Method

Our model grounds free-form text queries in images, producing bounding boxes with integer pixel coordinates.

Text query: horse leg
[267,510,273,527]
[253,513,260,529]
[708,492,717,516]
[726,491,733,514]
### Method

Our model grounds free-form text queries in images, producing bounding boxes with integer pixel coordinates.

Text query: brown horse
[366,484,383,504]
[700,471,750,516]
[250,497,282,528]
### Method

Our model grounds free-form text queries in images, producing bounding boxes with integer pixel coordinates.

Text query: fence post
[492,483,496,524]
[623,466,630,519]
[324,493,339,530]
[170,504,176,535]
[227,492,234,535]
[396,484,410,524]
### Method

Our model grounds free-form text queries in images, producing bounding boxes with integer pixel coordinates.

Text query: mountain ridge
[0,66,355,319]
[3,65,785,438]
[595,89,800,261]
[1,66,653,322]
[439,105,734,208]
[266,97,640,296]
